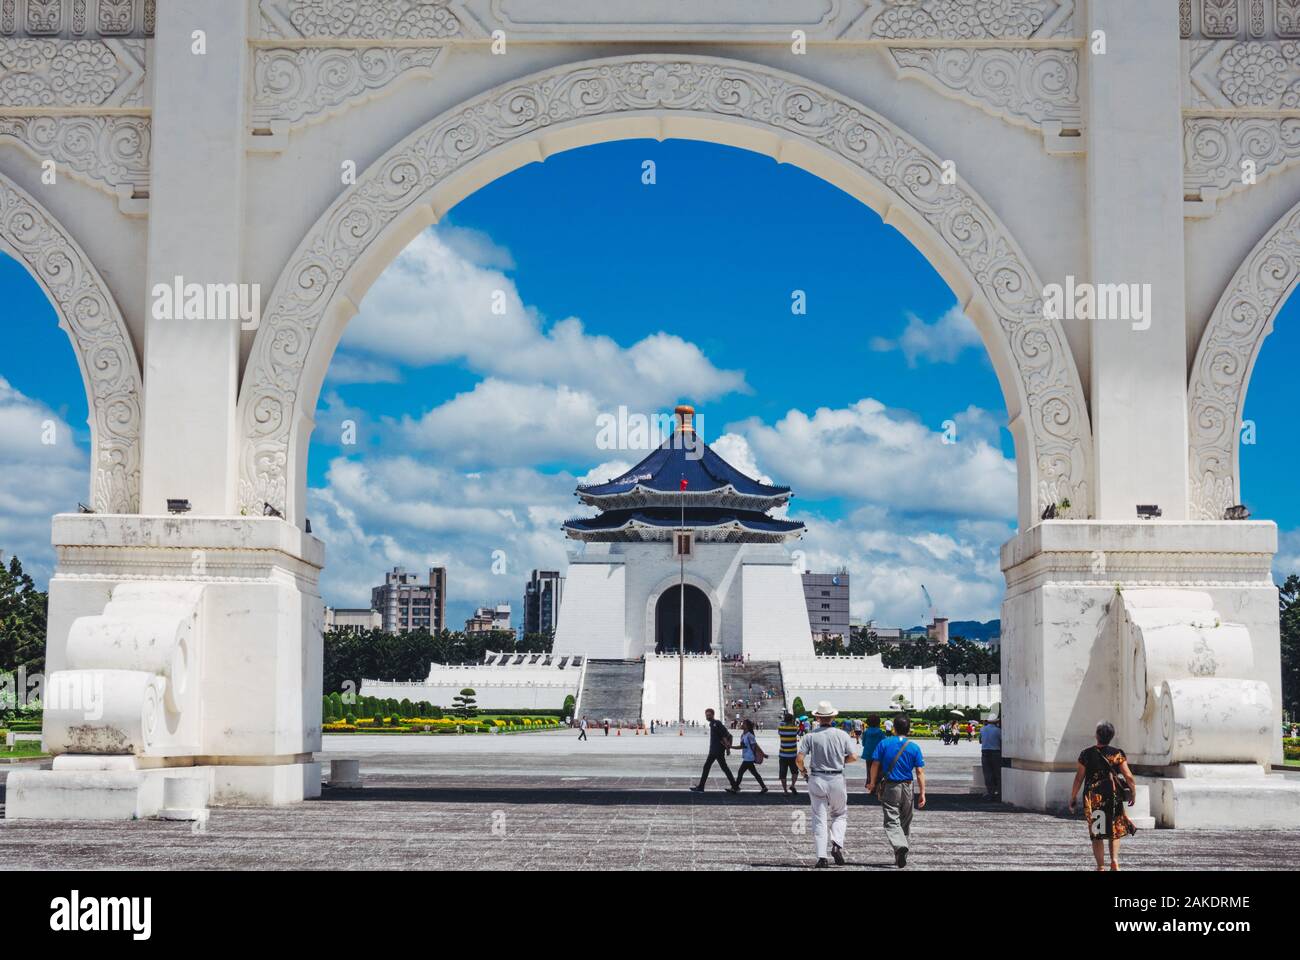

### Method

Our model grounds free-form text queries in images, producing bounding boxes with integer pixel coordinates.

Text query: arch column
[1188,200,1300,520]
[138,0,249,516]
[1085,0,1190,521]
[0,172,141,514]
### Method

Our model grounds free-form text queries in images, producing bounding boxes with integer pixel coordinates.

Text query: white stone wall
[741,560,816,661]
[551,555,627,659]
[780,657,982,713]
[361,679,574,712]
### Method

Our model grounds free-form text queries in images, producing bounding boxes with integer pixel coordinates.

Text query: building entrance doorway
[655,585,712,655]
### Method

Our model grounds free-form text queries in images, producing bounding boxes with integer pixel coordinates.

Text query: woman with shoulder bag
[734,719,768,793]
[1068,720,1138,871]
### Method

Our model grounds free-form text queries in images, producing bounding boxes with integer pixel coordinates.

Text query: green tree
[791,696,806,717]
[847,625,882,657]
[562,694,576,719]
[453,688,478,719]
[1280,575,1300,718]
[0,554,47,679]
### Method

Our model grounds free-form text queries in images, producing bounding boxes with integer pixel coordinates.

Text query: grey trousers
[879,780,914,854]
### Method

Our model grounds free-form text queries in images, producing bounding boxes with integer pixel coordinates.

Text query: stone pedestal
[1000,520,1299,828]
[5,514,323,820]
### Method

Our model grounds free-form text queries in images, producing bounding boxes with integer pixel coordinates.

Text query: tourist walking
[734,719,768,792]
[979,714,1002,799]
[795,701,859,868]
[777,711,801,795]
[860,714,886,783]
[1068,720,1138,871]
[865,715,926,868]
[577,716,588,741]
[690,708,738,792]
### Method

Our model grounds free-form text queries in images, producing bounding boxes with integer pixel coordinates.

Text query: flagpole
[678,471,685,728]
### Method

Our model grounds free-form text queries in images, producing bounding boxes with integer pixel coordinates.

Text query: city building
[324,606,382,635]
[803,569,850,641]
[864,624,942,646]
[371,566,447,634]
[523,569,564,636]
[465,603,513,636]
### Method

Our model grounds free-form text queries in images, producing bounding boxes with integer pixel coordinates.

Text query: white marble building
[554,406,815,663]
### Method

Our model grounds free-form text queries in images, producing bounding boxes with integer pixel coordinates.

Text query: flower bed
[323,715,564,735]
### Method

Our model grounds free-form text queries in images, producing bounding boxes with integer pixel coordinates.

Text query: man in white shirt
[795,701,858,868]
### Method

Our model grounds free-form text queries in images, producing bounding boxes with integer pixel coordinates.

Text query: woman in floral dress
[1068,720,1138,871]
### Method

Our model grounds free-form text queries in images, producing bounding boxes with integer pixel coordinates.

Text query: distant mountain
[949,619,1001,642]
[904,619,1001,642]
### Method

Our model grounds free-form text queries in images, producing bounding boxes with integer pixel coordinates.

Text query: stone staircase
[575,660,645,724]
[720,660,786,729]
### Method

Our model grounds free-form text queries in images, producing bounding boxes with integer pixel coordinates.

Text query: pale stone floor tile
[3,748,1299,870]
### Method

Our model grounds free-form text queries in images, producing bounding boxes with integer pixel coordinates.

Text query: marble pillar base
[1143,765,1300,829]
[998,520,1284,828]
[4,756,321,819]
[8,514,325,820]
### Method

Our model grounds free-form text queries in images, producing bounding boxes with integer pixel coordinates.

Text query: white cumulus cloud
[870,304,983,367]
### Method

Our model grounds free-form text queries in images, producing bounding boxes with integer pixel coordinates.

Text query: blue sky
[2,138,1297,628]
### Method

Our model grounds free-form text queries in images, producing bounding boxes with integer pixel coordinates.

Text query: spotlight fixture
[263,502,284,520]
[1224,504,1251,521]
[1136,504,1162,519]
[77,503,94,514]
[166,499,192,515]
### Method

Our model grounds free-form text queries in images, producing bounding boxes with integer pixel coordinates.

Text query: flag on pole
[680,477,688,491]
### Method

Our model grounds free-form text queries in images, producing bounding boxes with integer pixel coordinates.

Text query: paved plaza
[3,732,1299,871]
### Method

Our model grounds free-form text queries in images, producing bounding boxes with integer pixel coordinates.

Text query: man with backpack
[689,707,738,792]
[865,714,927,868]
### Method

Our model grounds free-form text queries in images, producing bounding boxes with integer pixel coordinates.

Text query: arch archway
[655,584,712,655]
[1188,199,1300,520]
[0,173,141,514]
[238,54,1092,530]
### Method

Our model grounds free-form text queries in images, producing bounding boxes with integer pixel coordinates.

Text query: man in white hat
[795,700,859,868]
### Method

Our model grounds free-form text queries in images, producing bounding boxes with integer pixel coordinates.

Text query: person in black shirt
[689,708,738,792]
[1068,720,1138,871]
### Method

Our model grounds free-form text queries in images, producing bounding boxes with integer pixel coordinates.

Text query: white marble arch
[0,172,141,514]
[1188,197,1300,520]
[236,53,1093,532]
[642,570,724,658]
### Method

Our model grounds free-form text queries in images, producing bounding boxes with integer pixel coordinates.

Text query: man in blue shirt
[860,714,886,783]
[865,714,926,867]
[979,715,1002,799]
